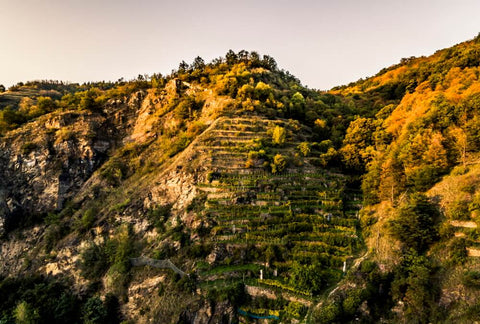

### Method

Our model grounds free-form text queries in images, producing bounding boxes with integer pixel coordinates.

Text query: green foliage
[207,282,247,306]
[36,96,57,112]
[391,253,439,324]
[284,301,307,318]
[13,301,39,324]
[390,194,439,252]
[82,297,107,324]
[100,158,128,186]
[462,270,480,288]
[79,242,110,280]
[0,106,26,134]
[447,238,467,265]
[79,224,134,282]
[107,224,135,274]
[175,274,197,293]
[79,89,102,111]
[288,262,330,294]
[313,302,341,324]
[0,277,81,324]
[78,208,96,231]
[44,222,70,253]
[446,199,471,220]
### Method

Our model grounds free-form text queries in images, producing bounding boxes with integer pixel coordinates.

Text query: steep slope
[312,34,480,323]
[0,52,362,323]
[5,35,480,323]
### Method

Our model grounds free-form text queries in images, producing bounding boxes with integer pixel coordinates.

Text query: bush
[78,208,96,231]
[13,301,40,324]
[175,274,197,293]
[448,238,467,265]
[0,277,81,323]
[462,271,480,288]
[313,302,341,324]
[79,243,109,280]
[272,126,286,146]
[100,159,128,186]
[147,205,172,232]
[81,297,107,324]
[447,199,471,220]
[207,282,247,306]
[271,154,287,174]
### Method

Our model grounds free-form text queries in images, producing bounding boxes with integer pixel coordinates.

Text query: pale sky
[1,0,480,90]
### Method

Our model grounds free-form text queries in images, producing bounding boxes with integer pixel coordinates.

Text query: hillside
[316,34,480,323]
[3,35,480,323]
[0,52,364,323]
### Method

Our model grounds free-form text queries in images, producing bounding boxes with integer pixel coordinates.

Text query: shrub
[271,154,287,174]
[462,271,480,288]
[147,204,172,232]
[447,199,471,220]
[13,301,39,324]
[313,302,341,324]
[298,142,311,157]
[272,126,286,146]
[79,243,109,280]
[448,238,467,265]
[78,208,96,231]
[81,297,107,324]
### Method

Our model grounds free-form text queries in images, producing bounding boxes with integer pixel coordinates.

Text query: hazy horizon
[2,0,480,90]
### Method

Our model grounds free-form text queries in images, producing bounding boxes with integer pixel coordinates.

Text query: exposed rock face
[0,112,114,234]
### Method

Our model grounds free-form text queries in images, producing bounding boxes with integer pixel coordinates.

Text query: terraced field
[191,116,362,317]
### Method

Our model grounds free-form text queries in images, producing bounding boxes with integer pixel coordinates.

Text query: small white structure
[342,261,347,273]
[260,269,263,280]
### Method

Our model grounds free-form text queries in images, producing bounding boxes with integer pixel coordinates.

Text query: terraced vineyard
[192,116,362,317]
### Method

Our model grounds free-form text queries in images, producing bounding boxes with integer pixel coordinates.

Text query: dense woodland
[2,35,480,323]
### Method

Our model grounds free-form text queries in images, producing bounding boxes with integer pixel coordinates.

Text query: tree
[80,89,99,111]
[390,194,439,253]
[0,84,5,92]
[340,117,377,171]
[450,126,468,168]
[271,154,287,173]
[37,96,57,112]
[290,92,305,117]
[225,50,238,65]
[254,82,272,101]
[422,132,448,170]
[192,56,205,70]
[82,297,108,324]
[313,118,328,139]
[79,242,109,279]
[272,126,286,146]
[379,154,405,203]
[178,60,189,74]
[289,262,326,294]
[13,301,39,324]
[262,55,277,70]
